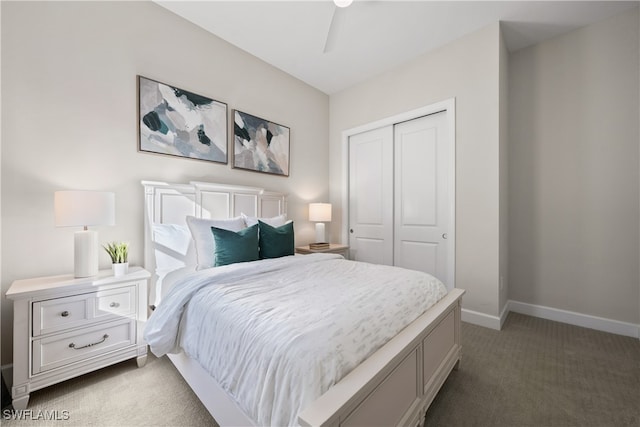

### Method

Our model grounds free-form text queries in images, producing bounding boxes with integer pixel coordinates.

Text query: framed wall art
[233,110,290,176]
[138,76,228,164]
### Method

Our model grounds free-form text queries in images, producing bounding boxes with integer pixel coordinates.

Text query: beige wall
[499,26,509,317]
[329,23,503,319]
[0,1,329,365]
[509,8,640,324]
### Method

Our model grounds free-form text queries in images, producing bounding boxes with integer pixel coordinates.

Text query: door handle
[350,229,354,234]
[442,233,448,240]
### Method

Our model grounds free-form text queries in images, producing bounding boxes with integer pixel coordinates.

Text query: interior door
[348,126,393,265]
[394,112,449,283]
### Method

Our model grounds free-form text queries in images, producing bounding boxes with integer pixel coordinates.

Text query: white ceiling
[156,1,638,94]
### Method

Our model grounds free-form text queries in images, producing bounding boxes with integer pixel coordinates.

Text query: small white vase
[112,262,129,277]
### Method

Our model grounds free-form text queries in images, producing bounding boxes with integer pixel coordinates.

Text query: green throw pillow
[258,220,294,259]
[210,224,259,267]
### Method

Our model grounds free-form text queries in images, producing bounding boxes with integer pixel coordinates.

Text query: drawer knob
[109,302,120,308]
[69,334,109,350]
[61,311,69,317]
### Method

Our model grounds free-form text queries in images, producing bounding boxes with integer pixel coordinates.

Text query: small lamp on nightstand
[54,190,115,278]
[309,203,332,246]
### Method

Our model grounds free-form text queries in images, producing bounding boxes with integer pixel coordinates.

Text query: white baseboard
[462,301,640,339]
[461,308,501,330]
[509,300,640,339]
[499,301,510,329]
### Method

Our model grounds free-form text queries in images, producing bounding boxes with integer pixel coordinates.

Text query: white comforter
[144,254,447,426]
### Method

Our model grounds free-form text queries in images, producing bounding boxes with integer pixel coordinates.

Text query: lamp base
[74,230,99,278]
[315,222,327,244]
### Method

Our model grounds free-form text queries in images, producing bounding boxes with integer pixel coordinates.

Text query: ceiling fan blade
[323,6,346,53]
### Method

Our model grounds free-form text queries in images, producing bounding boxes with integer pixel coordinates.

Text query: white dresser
[6,267,150,410]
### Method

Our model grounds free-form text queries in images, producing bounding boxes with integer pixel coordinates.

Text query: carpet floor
[425,313,640,427]
[2,312,638,426]
[1,353,217,427]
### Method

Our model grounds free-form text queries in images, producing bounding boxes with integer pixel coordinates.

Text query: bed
[142,180,465,427]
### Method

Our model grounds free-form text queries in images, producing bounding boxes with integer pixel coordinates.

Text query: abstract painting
[138,76,227,163]
[233,110,290,176]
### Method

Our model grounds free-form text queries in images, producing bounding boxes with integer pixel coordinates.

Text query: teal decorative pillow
[259,220,294,259]
[210,224,259,267]
[187,215,247,270]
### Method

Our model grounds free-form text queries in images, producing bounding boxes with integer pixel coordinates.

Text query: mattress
[144,253,447,426]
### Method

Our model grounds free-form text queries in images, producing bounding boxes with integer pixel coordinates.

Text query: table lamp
[55,191,115,278]
[309,203,332,244]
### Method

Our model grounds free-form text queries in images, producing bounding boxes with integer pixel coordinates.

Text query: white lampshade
[309,203,332,223]
[55,191,115,227]
[54,191,115,278]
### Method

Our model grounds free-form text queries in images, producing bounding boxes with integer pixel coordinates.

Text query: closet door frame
[341,98,456,290]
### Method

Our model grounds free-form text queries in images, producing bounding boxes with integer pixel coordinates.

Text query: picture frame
[233,110,290,176]
[138,76,228,164]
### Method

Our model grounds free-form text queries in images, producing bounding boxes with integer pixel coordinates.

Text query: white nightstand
[295,244,350,258]
[6,267,150,410]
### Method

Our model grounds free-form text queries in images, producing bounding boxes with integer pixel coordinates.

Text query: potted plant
[103,242,129,277]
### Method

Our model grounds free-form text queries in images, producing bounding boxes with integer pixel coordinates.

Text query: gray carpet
[2,313,638,426]
[425,313,640,427]
[1,353,217,427]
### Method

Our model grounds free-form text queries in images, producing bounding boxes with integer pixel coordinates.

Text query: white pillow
[241,213,287,228]
[152,224,196,271]
[186,215,246,269]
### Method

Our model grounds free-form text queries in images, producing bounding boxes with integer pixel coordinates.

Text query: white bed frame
[142,180,465,427]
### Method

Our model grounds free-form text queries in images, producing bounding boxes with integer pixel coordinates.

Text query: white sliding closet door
[394,112,449,282]
[347,108,453,288]
[348,126,394,265]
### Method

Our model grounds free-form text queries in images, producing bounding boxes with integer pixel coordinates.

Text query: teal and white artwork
[233,110,290,176]
[138,76,227,164]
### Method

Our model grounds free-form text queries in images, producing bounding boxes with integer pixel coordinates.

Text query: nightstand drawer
[33,294,91,336]
[94,285,137,320]
[32,319,135,374]
[33,285,137,336]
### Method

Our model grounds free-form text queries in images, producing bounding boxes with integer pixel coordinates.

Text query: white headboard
[142,180,287,299]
